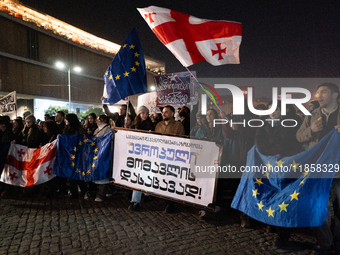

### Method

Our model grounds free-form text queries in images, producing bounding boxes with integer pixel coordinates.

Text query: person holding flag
[128,106,155,210]
[255,100,302,248]
[296,83,340,254]
[102,101,136,128]
[62,114,88,199]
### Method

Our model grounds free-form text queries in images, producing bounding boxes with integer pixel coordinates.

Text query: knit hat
[23,111,32,119]
[137,106,149,116]
[25,114,36,123]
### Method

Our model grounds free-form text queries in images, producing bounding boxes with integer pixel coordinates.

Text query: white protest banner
[112,130,219,207]
[0,91,16,115]
[137,92,161,113]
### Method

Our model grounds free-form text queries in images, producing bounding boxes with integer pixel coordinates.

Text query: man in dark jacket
[179,106,191,135]
[296,82,340,254]
[103,101,136,127]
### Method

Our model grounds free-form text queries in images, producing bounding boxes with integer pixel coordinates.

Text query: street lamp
[55,61,82,112]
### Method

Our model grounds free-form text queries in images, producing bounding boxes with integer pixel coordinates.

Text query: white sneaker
[95,197,104,202]
[106,193,113,197]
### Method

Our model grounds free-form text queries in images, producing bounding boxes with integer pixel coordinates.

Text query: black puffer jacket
[131,117,155,131]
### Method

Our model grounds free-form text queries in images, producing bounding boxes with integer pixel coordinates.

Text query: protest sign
[112,130,219,207]
[154,71,198,107]
[137,92,161,113]
[0,91,16,115]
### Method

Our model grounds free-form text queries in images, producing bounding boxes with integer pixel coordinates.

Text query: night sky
[19,0,340,79]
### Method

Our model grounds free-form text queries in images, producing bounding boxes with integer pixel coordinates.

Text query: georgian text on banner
[112,130,219,207]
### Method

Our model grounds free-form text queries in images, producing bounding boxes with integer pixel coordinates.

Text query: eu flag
[103,28,147,105]
[231,129,340,227]
[54,132,112,181]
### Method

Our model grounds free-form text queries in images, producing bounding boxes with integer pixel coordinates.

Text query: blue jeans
[131,190,142,203]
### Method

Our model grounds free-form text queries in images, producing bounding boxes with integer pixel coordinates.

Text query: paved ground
[0,186,323,255]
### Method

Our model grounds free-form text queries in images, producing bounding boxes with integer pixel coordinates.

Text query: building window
[27,28,39,60]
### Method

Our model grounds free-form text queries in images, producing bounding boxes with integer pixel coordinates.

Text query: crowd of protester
[0,82,339,253]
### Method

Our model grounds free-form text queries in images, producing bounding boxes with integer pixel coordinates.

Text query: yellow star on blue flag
[55,132,113,181]
[231,129,340,228]
[103,28,147,105]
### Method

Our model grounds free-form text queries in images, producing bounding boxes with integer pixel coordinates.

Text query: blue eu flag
[55,132,112,181]
[103,28,147,105]
[231,129,340,227]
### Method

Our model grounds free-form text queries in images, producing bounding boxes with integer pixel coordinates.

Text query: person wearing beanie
[23,111,32,120]
[131,106,154,131]
[128,105,155,211]
[20,114,43,148]
[137,105,149,116]
[25,114,35,123]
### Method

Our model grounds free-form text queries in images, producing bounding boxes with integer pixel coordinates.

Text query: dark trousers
[314,179,340,250]
[69,180,87,198]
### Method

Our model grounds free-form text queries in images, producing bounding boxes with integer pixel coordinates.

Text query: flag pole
[184,66,223,113]
[125,97,129,128]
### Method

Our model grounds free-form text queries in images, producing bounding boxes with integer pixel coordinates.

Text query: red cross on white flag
[137,6,242,67]
[1,140,57,187]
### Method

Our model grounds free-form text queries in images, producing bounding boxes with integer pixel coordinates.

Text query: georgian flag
[137,6,242,67]
[1,140,57,187]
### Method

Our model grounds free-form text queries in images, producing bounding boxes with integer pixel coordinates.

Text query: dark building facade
[0,1,165,118]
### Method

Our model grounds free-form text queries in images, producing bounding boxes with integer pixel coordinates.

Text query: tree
[44,106,104,120]
[45,106,69,116]
[80,108,104,120]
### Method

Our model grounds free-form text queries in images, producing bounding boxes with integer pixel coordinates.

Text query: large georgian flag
[0,140,57,187]
[137,6,242,67]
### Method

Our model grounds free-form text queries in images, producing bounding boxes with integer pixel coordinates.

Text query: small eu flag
[103,28,147,105]
[231,129,340,227]
[55,132,112,181]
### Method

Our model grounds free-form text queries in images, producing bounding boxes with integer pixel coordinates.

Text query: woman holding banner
[128,106,155,210]
[94,115,113,202]
[20,115,44,148]
[195,108,223,219]
[63,114,88,199]
[18,114,44,197]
